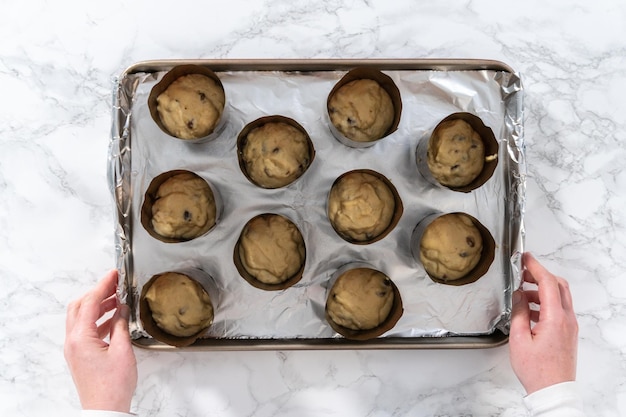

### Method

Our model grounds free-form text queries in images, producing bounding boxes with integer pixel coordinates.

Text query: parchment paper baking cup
[233,212,306,291]
[327,169,403,245]
[324,262,403,340]
[410,212,496,286]
[415,112,499,193]
[140,169,222,243]
[148,64,227,143]
[139,268,220,347]
[236,115,315,189]
[326,67,402,148]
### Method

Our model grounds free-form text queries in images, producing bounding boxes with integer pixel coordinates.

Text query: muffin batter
[420,213,483,281]
[151,172,216,240]
[144,272,214,338]
[157,73,225,139]
[328,171,395,242]
[328,79,394,142]
[326,268,394,330]
[239,214,305,285]
[241,122,311,188]
[427,119,485,187]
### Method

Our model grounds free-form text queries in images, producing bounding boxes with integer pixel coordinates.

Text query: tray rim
[119,58,517,78]
[131,329,509,351]
[111,58,522,351]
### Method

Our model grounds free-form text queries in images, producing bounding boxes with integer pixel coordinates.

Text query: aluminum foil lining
[109,62,525,343]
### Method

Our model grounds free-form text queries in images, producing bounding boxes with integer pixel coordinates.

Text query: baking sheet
[109,59,525,350]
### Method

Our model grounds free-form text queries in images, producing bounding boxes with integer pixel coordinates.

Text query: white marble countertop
[1,0,625,416]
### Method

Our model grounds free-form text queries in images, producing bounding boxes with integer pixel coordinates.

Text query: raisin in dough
[328,79,394,142]
[419,213,483,281]
[328,172,395,242]
[151,173,216,240]
[327,268,394,330]
[242,122,311,188]
[427,119,485,187]
[144,272,214,337]
[239,215,305,285]
[156,74,225,139]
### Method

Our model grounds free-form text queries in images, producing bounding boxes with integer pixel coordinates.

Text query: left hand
[64,270,138,412]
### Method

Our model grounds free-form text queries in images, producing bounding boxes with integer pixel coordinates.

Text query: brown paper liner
[148,64,227,143]
[326,68,402,148]
[233,213,306,291]
[140,169,221,243]
[327,169,404,245]
[236,115,316,189]
[410,212,496,286]
[415,112,499,193]
[325,263,404,340]
[139,268,219,347]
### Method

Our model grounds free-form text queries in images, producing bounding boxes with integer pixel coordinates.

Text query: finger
[65,299,82,335]
[529,309,540,324]
[557,277,575,311]
[522,266,536,285]
[97,316,114,340]
[77,270,119,325]
[524,290,540,306]
[509,290,532,343]
[92,269,119,302]
[522,268,539,286]
[100,295,118,318]
[110,304,133,351]
[522,253,563,317]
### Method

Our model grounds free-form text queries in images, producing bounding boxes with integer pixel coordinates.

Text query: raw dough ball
[328,171,395,242]
[151,172,216,240]
[328,79,394,142]
[420,213,483,281]
[427,119,485,187]
[239,214,305,285]
[241,122,311,188]
[144,272,214,337]
[157,74,225,139]
[327,268,394,330]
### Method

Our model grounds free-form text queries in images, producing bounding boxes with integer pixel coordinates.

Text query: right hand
[509,253,579,395]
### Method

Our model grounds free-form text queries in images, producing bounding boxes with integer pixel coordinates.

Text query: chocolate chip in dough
[466,236,475,247]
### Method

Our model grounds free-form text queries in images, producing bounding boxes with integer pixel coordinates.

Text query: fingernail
[512,290,522,305]
[119,304,130,320]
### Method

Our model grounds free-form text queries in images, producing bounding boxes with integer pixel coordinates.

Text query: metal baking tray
[109,59,525,350]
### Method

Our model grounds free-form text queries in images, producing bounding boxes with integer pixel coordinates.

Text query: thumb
[509,290,532,343]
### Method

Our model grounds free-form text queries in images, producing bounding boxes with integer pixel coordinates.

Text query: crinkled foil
[108,60,525,349]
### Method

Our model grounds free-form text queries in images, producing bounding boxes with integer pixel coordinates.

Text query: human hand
[64,270,138,412]
[509,253,579,395]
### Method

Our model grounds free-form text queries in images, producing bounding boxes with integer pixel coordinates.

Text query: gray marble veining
[1,0,625,416]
